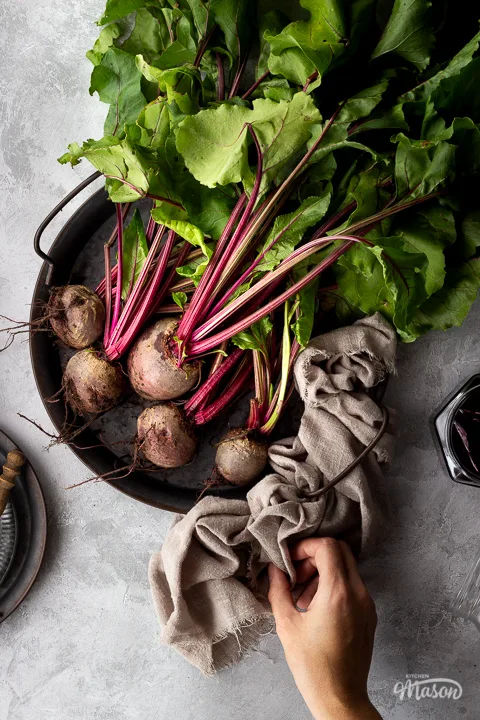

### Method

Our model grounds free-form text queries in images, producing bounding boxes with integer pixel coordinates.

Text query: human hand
[268,538,381,720]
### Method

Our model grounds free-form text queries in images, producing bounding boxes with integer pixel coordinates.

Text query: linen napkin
[149,313,397,675]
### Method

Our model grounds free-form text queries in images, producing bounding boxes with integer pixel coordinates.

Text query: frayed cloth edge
[204,613,275,677]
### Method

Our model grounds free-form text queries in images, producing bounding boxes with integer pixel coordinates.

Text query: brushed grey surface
[0,2,479,718]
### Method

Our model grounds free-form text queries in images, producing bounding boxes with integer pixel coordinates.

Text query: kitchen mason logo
[393,674,463,701]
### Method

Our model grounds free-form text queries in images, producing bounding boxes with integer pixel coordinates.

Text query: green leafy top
[60,0,480,347]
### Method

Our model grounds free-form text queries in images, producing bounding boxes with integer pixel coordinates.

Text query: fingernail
[294,604,308,613]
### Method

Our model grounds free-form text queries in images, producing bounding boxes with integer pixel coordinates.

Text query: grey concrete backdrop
[1,2,479,718]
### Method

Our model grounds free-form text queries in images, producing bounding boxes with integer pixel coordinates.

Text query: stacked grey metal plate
[0,500,17,585]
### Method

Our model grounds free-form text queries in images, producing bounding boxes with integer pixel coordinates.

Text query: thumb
[268,564,294,620]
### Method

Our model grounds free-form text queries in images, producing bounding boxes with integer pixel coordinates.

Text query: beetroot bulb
[48,285,105,349]
[137,404,197,468]
[127,318,200,401]
[215,428,268,486]
[63,349,126,416]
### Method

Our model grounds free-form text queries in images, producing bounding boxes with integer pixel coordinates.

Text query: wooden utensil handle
[0,450,26,516]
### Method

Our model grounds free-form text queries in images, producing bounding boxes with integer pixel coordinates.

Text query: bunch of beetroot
[40,282,267,483]
[36,1,480,486]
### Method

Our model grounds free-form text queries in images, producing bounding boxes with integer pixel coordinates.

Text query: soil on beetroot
[55,202,303,491]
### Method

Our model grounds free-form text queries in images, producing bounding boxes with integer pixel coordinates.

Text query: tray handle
[34,171,101,287]
[302,405,390,500]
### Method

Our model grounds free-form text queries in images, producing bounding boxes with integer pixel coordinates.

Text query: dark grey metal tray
[29,175,298,512]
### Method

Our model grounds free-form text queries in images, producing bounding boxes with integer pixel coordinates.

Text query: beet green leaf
[371,0,435,71]
[90,48,146,136]
[121,209,149,300]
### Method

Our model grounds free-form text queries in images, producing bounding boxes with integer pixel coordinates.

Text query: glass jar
[451,552,480,629]
[434,374,480,488]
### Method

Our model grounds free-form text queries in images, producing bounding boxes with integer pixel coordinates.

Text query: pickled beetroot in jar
[434,375,480,487]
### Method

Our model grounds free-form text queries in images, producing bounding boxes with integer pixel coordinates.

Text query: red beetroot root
[127,319,199,401]
[137,403,197,468]
[63,349,126,416]
[49,285,105,349]
[215,428,268,485]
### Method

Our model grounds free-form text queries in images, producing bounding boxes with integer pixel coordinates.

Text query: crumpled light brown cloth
[149,313,397,676]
